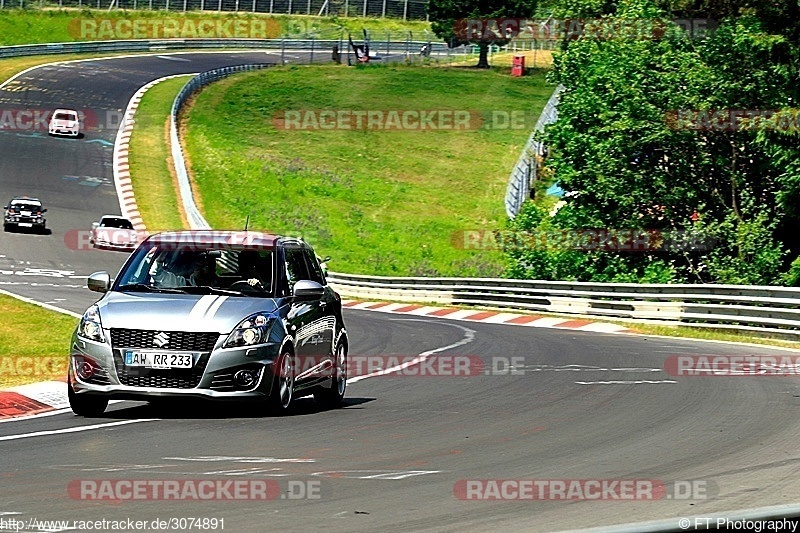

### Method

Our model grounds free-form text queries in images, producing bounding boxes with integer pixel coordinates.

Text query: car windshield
[100,218,134,229]
[9,202,40,211]
[54,112,77,121]
[115,244,275,297]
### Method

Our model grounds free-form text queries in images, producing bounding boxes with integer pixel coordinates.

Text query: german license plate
[18,222,32,227]
[124,350,193,369]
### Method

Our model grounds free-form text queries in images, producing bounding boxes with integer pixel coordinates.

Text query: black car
[3,196,47,232]
[68,230,348,417]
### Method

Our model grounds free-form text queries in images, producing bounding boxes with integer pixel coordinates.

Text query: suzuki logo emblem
[153,331,170,348]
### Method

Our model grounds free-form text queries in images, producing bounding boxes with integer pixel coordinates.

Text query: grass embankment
[181,64,552,276]
[128,75,194,231]
[0,8,430,46]
[0,295,76,388]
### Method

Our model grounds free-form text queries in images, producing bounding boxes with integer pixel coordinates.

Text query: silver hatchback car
[68,230,348,417]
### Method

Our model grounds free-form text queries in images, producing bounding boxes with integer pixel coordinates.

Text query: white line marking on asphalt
[164,456,315,463]
[575,380,677,385]
[349,319,475,383]
[156,55,192,62]
[0,419,157,442]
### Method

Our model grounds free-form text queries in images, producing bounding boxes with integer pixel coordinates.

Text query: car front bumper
[69,333,282,401]
[49,126,79,136]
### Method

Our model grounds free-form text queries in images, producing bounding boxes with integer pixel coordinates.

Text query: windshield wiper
[181,286,244,296]
[117,283,186,294]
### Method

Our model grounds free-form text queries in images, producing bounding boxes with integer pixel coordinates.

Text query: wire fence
[0,0,430,20]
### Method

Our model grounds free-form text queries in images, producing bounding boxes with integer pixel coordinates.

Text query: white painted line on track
[349,319,475,384]
[0,419,157,442]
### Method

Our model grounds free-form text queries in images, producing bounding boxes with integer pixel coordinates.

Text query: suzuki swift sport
[68,230,348,417]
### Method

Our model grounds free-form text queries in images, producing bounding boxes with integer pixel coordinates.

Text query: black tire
[268,349,295,414]
[68,383,108,417]
[314,341,347,408]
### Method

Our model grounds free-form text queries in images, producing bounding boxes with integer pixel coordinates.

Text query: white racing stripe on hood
[204,296,229,320]
[188,295,220,320]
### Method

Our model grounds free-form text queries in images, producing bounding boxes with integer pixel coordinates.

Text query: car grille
[113,352,210,389]
[110,329,219,352]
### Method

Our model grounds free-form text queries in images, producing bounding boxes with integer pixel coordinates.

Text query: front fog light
[234,369,257,388]
[74,356,98,380]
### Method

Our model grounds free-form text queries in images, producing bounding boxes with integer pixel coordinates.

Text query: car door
[282,246,329,389]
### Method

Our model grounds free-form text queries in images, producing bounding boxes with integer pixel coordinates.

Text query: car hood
[97,291,279,333]
[52,119,77,126]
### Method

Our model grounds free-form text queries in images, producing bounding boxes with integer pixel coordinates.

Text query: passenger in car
[189,256,218,287]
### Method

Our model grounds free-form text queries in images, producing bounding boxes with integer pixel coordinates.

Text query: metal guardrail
[505,84,564,218]
[0,38,447,59]
[327,272,800,337]
[1,0,431,21]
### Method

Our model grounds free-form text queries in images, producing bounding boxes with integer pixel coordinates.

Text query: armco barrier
[326,272,800,338]
[0,38,447,59]
[505,84,564,218]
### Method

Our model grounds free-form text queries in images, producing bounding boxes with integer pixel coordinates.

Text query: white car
[90,215,138,251]
[49,109,80,137]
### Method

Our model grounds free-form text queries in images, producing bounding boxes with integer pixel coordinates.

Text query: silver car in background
[68,230,348,417]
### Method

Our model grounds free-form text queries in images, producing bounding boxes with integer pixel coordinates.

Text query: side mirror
[293,280,324,300]
[2,206,7,210]
[87,271,111,293]
[321,256,331,263]
[42,208,47,213]
[91,221,99,229]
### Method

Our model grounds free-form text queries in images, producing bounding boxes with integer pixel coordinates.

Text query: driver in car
[238,250,267,289]
[148,252,187,287]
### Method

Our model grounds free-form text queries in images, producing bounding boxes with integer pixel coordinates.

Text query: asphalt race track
[2,52,800,532]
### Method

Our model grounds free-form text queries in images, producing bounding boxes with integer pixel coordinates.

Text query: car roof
[99,215,130,220]
[145,230,283,249]
[53,108,78,114]
[9,196,42,204]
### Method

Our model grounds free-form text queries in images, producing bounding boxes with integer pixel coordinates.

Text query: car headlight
[224,314,272,348]
[78,305,105,343]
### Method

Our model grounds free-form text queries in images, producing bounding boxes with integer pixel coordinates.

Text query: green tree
[427,0,539,68]
[506,0,799,284]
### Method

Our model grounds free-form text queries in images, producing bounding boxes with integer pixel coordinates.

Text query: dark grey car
[68,230,348,417]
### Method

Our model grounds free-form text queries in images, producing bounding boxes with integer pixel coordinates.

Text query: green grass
[0,8,430,46]
[129,75,194,231]
[0,295,77,388]
[182,63,553,276]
